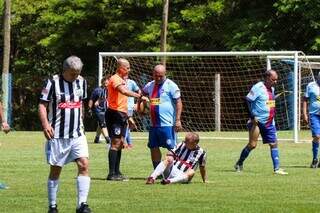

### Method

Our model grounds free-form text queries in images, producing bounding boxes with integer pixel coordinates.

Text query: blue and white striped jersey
[40,74,87,139]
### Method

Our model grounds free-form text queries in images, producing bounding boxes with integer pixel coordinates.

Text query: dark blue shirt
[90,87,107,112]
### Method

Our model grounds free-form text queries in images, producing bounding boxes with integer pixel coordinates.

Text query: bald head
[117,58,130,77]
[118,58,130,68]
[185,132,200,144]
[264,69,278,88]
[153,64,166,84]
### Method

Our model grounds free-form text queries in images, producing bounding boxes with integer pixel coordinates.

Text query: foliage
[0,0,319,130]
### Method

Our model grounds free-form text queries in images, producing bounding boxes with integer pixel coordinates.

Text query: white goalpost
[98,51,313,143]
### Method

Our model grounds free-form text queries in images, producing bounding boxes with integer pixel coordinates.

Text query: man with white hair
[303,71,320,168]
[39,56,92,213]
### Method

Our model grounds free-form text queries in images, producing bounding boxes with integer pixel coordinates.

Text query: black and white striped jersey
[40,74,87,139]
[173,142,207,172]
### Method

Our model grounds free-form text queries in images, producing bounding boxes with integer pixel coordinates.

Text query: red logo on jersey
[58,101,82,109]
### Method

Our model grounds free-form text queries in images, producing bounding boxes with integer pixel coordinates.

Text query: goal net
[99,51,313,142]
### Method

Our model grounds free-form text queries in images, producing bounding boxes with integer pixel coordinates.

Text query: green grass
[0,131,319,213]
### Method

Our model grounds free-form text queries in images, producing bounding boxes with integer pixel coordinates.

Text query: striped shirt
[40,74,87,139]
[172,142,206,172]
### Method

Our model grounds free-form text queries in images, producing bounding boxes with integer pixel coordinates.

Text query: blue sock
[238,146,251,165]
[312,141,319,160]
[271,148,280,171]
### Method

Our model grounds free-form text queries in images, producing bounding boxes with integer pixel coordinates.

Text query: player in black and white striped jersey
[146,132,207,185]
[39,56,91,213]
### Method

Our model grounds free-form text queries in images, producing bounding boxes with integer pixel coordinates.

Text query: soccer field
[1,131,320,213]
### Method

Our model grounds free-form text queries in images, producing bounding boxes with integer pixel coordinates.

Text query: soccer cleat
[234,163,243,172]
[274,168,288,175]
[76,202,91,213]
[106,174,123,181]
[160,179,171,185]
[116,172,129,181]
[105,137,111,144]
[48,205,58,213]
[146,177,155,184]
[310,159,318,168]
[93,137,100,144]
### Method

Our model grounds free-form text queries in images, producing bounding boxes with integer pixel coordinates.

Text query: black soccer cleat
[76,202,91,213]
[310,159,319,168]
[48,204,58,213]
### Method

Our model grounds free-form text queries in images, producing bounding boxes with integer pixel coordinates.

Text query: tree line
[0,0,319,130]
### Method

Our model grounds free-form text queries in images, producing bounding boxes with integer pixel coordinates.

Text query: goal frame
[98,51,302,142]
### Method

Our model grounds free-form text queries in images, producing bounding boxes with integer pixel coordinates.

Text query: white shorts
[163,164,189,183]
[45,135,89,167]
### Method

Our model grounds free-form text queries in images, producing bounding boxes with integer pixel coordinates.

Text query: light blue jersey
[143,79,180,127]
[246,81,275,125]
[305,82,320,115]
[126,79,140,116]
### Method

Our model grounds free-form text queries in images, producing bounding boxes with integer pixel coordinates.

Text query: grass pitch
[0,131,319,213]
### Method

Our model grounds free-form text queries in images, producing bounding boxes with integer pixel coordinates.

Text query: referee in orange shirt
[106,58,147,181]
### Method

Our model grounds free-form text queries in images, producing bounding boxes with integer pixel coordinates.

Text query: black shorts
[106,108,128,139]
[93,109,106,128]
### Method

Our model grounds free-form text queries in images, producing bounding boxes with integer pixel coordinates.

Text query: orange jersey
[107,74,128,113]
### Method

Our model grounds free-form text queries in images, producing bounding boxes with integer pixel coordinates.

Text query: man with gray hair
[39,56,92,213]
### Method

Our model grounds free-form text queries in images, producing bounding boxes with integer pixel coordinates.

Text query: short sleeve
[246,84,259,101]
[199,152,207,167]
[40,79,53,102]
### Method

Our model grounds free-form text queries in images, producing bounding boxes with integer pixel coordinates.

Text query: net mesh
[101,53,314,133]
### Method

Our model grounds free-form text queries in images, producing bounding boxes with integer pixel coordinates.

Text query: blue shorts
[148,126,176,149]
[310,114,320,137]
[248,121,277,144]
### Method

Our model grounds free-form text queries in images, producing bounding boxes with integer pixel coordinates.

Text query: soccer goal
[98,51,314,143]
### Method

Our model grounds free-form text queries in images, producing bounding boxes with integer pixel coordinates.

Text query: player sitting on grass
[146,132,207,185]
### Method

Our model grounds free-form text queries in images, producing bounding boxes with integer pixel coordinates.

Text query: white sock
[150,162,166,179]
[77,176,91,208]
[47,179,59,206]
[168,173,189,184]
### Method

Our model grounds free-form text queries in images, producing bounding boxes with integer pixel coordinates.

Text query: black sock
[108,149,118,176]
[115,150,122,175]
[152,161,160,169]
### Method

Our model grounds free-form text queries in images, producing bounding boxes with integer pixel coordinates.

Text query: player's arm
[199,166,207,183]
[302,97,309,124]
[244,97,258,124]
[39,101,54,140]
[117,84,141,98]
[174,98,183,132]
[0,101,10,133]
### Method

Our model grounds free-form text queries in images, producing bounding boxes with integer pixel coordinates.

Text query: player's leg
[107,110,128,180]
[48,165,62,212]
[146,155,174,184]
[148,127,162,169]
[98,111,110,144]
[46,139,65,212]
[309,114,320,168]
[71,136,91,212]
[261,124,287,174]
[235,120,259,171]
[164,167,195,184]
[94,125,101,143]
